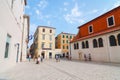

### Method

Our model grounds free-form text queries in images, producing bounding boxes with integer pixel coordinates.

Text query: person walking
[36,55,40,64]
[40,55,43,62]
[56,55,58,62]
[28,54,31,62]
[88,53,91,61]
[84,54,87,61]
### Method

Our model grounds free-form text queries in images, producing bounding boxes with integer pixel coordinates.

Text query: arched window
[77,43,79,49]
[109,35,117,46]
[50,30,52,33]
[82,42,85,49]
[98,38,103,47]
[86,41,89,48]
[74,43,76,49]
[117,34,120,46]
[43,28,45,32]
[93,39,98,48]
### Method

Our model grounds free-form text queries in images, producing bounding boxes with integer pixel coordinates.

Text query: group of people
[84,53,91,61]
[28,53,44,64]
[28,53,91,63]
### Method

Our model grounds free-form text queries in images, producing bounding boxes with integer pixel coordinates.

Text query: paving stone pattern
[0,59,120,80]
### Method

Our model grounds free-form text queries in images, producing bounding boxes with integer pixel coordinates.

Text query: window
[93,39,98,48]
[66,40,68,43]
[43,28,45,32]
[82,42,85,49]
[42,34,45,40]
[88,25,93,33]
[70,36,72,39]
[77,43,79,49]
[63,46,65,49]
[74,43,76,49]
[109,35,117,46]
[63,40,65,43]
[49,43,52,49]
[98,38,104,47]
[67,46,69,49]
[117,34,120,46]
[66,36,68,38]
[50,30,52,33]
[63,35,64,38]
[50,35,52,41]
[4,34,11,58]
[86,41,89,48]
[107,16,115,27]
[41,42,45,48]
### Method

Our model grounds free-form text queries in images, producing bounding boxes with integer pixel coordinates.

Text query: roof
[38,26,56,29]
[78,6,120,29]
[71,26,120,43]
[57,32,76,36]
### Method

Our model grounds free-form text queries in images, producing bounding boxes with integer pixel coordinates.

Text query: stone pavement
[0,59,120,80]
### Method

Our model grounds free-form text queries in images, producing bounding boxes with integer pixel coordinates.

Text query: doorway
[63,53,65,58]
[41,51,45,59]
[49,52,52,59]
[78,52,82,60]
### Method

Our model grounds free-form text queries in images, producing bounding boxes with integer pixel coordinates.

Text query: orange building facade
[71,6,120,63]
[55,32,75,57]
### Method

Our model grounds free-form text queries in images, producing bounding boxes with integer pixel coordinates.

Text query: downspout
[20,22,24,62]
[16,43,20,62]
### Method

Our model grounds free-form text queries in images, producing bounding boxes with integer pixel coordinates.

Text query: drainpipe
[16,43,20,63]
[20,22,24,62]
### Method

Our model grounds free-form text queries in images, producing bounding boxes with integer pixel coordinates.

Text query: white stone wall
[106,30,120,63]
[22,15,29,61]
[0,0,25,73]
[71,30,120,63]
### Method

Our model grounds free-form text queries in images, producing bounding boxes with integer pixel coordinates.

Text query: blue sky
[25,0,120,46]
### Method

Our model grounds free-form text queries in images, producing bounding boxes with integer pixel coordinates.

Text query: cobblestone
[0,59,120,80]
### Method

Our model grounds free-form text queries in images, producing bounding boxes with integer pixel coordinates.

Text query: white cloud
[64,3,84,24]
[35,8,51,21]
[35,9,40,15]
[64,2,69,6]
[47,21,51,26]
[92,9,98,13]
[72,0,78,3]
[86,9,99,15]
[71,3,82,16]
[64,8,68,11]
[113,0,120,8]
[38,0,48,9]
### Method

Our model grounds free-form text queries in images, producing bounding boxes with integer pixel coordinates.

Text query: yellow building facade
[33,26,56,59]
[55,32,75,57]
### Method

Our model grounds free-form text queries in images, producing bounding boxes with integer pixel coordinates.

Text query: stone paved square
[0,59,120,80]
